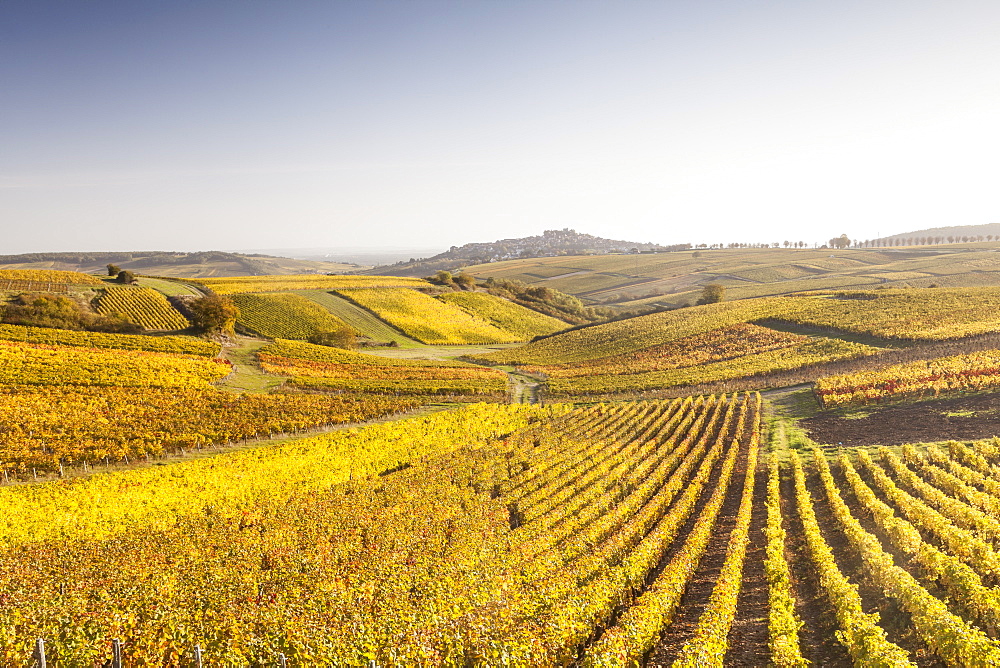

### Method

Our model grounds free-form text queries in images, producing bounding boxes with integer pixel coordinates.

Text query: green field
[136,276,203,297]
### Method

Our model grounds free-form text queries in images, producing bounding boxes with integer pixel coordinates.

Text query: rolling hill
[363,228,685,277]
[461,243,1000,308]
[0,250,363,278]
[473,286,1000,396]
[870,222,1000,247]
[10,261,1000,665]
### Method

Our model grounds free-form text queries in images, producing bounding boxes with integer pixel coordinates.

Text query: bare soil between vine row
[801,392,1000,447]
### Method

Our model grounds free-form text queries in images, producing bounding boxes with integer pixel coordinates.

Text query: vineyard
[336,287,522,344]
[258,339,508,398]
[436,291,568,339]
[544,337,874,396]
[0,323,220,356]
[0,385,417,475]
[95,285,190,331]
[525,323,809,377]
[780,288,1000,341]
[8,382,1000,664]
[498,319,876,397]
[197,274,429,295]
[0,397,765,664]
[815,349,1000,407]
[0,269,103,286]
[477,287,1000,368]
[230,292,353,339]
[0,341,231,388]
[12,268,1000,666]
[290,290,423,346]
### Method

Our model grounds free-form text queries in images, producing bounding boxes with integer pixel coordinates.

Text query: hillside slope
[872,222,1000,246]
[474,286,1000,396]
[336,288,521,345]
[230,293,351,340]
[363,228,684,277]
[294,290,423,347]
[462,244,1000,308]
[436,291,568,339]
[477,287,1000,366]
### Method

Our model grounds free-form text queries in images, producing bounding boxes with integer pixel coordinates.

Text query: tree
[697,283,725,305]
[188,295,238,335]
[106,263,121,276]
[828,234,851,249]
[116,270,137,284]
[308,327,355,350]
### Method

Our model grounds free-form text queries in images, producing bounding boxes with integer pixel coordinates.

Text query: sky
[2,0,1000,254]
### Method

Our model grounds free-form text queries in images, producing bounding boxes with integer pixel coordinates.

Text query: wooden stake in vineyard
[33,638,46,668]
[112,638,123,668]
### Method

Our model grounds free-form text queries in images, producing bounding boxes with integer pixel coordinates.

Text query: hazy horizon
[3,0,999,254]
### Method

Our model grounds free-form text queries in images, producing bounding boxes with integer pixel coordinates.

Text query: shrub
[1,293,141,333]
[308,328,356,350]
[698,283,726,305]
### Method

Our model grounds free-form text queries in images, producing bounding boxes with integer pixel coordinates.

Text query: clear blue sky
[3,0,999,254]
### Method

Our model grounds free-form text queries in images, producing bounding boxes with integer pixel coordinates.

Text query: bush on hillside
[481,277,600,324]
[116,270,138,285]
[308,327,356,350]
[698,283,726,305]
[1,293,141,333]
[424,270,455,287]
[453,272,477,290]
[188,295,239,335]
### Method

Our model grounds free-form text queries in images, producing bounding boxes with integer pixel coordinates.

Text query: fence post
[193,644,203,668]
[112,638,122,668]
[34,638,46,668]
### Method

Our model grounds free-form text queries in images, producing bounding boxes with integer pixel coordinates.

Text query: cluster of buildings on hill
[434,229,688,264]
